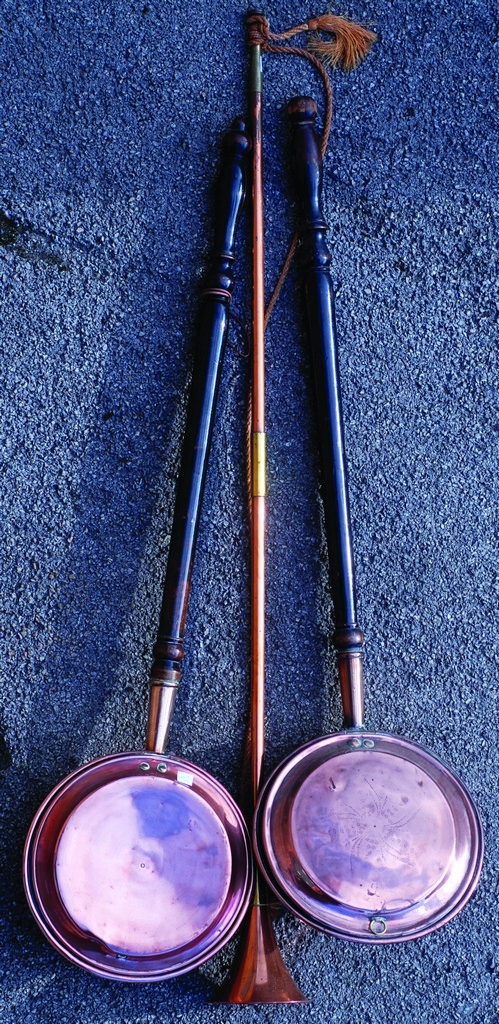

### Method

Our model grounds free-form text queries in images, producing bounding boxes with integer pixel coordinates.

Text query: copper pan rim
[24,751,253,981]
[254,730,483,944]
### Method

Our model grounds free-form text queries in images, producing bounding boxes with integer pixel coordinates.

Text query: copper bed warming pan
[254,97,483,943]
[23,119,253,981]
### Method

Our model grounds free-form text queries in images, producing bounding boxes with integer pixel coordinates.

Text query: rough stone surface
[1,1,498,1021]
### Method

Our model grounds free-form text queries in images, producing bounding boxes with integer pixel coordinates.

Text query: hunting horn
[216,19,308,1004]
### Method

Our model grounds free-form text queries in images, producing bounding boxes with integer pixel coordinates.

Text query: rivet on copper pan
[363,738,375,748]
[349,737,362,748]
[139,762,150,771]
[157,763,168,773]
[369,917,387,936]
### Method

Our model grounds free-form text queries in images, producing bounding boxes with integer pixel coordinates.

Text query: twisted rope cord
[248,14,334,159]
[248,14,334,327]
[244,11,376,505]
[247,12,375,325]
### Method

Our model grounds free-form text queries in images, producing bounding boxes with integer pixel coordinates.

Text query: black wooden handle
[288,96,364,728]
[151,119,251,680]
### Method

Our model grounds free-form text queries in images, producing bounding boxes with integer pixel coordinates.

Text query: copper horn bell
[216,23,307,1005]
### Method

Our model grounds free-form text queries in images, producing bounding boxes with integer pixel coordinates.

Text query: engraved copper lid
[24,752,252,980]
[255,731,483,942]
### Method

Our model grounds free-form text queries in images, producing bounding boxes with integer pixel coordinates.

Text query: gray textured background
[1,1,498,1021]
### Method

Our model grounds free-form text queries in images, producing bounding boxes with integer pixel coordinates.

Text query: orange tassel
[306,14,376,71]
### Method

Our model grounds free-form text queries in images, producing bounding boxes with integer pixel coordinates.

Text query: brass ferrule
[252,432,266,496]
[146,670,180,754]
[337,652,365,730]
[251,42,262,93]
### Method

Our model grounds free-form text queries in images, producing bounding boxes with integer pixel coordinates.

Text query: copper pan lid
[255,731,483,943]
[24,752,252,980]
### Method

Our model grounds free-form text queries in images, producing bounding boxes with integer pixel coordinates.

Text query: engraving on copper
[55,775,232,955]
[291,750,456,912]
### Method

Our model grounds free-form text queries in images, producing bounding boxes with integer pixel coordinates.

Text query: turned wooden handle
[287,96,364,728]
[151,119,251,679]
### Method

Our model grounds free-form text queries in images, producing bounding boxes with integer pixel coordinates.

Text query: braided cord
[244,11,376,501]
[247,14,334,324]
